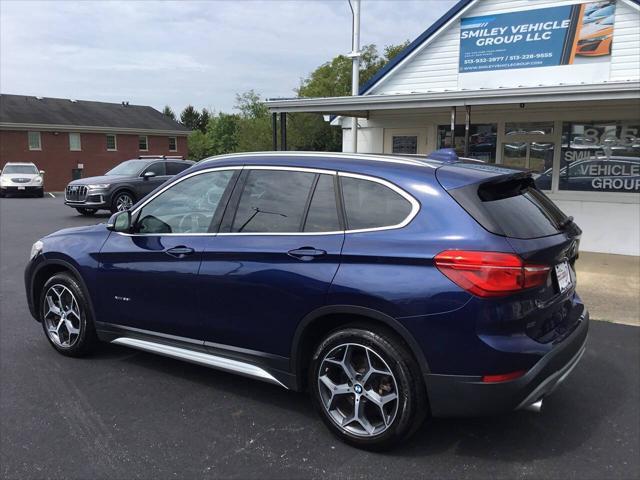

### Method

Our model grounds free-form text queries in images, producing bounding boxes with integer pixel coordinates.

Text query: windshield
[105,160,149,176]
[2,165,38,175]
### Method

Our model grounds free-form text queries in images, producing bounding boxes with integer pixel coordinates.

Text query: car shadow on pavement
[90,342,627,461]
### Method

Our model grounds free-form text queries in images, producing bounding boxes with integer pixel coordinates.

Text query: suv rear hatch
[436,163,584,343]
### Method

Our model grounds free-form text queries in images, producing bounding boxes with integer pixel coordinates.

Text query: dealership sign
[458,1,617,87]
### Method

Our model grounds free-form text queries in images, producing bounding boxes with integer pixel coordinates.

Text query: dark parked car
[26,152,588,449]
[64,156,194,215]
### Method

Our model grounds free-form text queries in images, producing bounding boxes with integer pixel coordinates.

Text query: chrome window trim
[116,164,420,237]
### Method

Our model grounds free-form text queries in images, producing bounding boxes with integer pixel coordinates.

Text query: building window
[139,135,148,151]
[392,136,418,154]
[555,121,640,194]
[106,134,117,151]
[437,124,497,163]
[28,131,41,151]
[168,136,177,152]
[69,133,81,151]
[505,122,554,135]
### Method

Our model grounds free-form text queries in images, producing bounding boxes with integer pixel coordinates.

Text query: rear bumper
[426,310,589,417]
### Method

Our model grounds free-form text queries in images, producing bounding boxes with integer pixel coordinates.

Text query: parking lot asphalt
[1,195,639,480]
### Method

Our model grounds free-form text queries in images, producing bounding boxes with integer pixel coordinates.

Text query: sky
[0,0,457,114]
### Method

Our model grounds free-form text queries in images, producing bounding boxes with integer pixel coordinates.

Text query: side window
[231,170,315,233]
[304,174,341,232]
[166,162,191,176]
[143,162,166,176]
[340,176,413,231]
[135,170,234,234]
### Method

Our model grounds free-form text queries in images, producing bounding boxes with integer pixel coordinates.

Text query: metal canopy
[266,81,640,116]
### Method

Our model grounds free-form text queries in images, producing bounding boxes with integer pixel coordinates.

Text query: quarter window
[28,131,41,150]
[69,133,81,151]
[340,176,413,231]
[231,169,315,233]
[106,134,117,151]
[304,174,341,232]
[135,170,235,234]
[168,137,177,152]
[139,135,148,151]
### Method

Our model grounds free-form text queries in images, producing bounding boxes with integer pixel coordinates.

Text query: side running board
[111,337,287,389]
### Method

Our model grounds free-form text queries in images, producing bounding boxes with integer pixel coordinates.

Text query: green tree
[162,105,176,120]
[198,108,211,133]
[234,91,273,152]
[180,105,201,130]
[296,42,409,99]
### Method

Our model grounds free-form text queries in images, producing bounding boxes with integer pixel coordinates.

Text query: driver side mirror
[106,210,131,233]
[39,170,45,176]
[142,171,156,181]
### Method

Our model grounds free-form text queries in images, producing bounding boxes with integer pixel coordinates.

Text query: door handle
[165,246,195,258]
[287,247,327,261]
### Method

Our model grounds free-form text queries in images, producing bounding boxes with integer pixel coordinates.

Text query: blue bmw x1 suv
[25,152,588,449]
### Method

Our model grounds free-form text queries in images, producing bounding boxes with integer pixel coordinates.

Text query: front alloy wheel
[43,284,81,348]
[40,273,97,356]
[113,192,134,212]
[310,327,427,450]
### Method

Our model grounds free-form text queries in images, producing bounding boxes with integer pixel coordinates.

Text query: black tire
[39,272,98,357]
[37,189,44,198]
[76,207,97,216]
[111,190,135,213]
[309,326,427,450]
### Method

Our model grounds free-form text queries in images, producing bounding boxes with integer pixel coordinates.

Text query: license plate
[17,186,25,190]
[555,261,573,294]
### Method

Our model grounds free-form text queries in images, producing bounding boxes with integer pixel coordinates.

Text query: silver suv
[0,162,44,197]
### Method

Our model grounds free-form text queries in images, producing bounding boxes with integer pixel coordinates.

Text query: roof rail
[138,155,184,160]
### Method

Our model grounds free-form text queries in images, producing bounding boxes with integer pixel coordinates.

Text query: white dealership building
[267,0,640,256]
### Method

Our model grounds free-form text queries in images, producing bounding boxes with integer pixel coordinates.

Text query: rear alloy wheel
[76,208,97,216]
[40,273,97,357]
[112,191,134,213]
[310,327,427,450]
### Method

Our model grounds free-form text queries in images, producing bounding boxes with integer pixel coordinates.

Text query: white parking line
[48,192,55,198]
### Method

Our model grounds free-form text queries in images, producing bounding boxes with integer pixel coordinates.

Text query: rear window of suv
[451,177,569,239]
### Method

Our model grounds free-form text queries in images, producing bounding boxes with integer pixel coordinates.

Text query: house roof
[0,94,190,134]
[359,0,640,96]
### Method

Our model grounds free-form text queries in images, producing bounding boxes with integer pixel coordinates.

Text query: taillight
[434,250,550,297]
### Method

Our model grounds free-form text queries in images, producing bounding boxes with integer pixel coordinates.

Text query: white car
[0,162,45,197]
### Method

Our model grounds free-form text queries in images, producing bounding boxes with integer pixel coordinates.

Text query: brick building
[0,94,190,191]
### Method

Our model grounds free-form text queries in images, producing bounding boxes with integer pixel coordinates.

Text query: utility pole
[348,0,361,153]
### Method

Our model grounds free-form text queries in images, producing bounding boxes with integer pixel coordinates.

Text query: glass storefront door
[502,140,555,172]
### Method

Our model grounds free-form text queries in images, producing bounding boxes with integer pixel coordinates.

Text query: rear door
[136,161,171,198]
[197,167,345,357]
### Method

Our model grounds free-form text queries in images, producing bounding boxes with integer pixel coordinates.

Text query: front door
[96,168,239,340]
[198,168,345,357]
